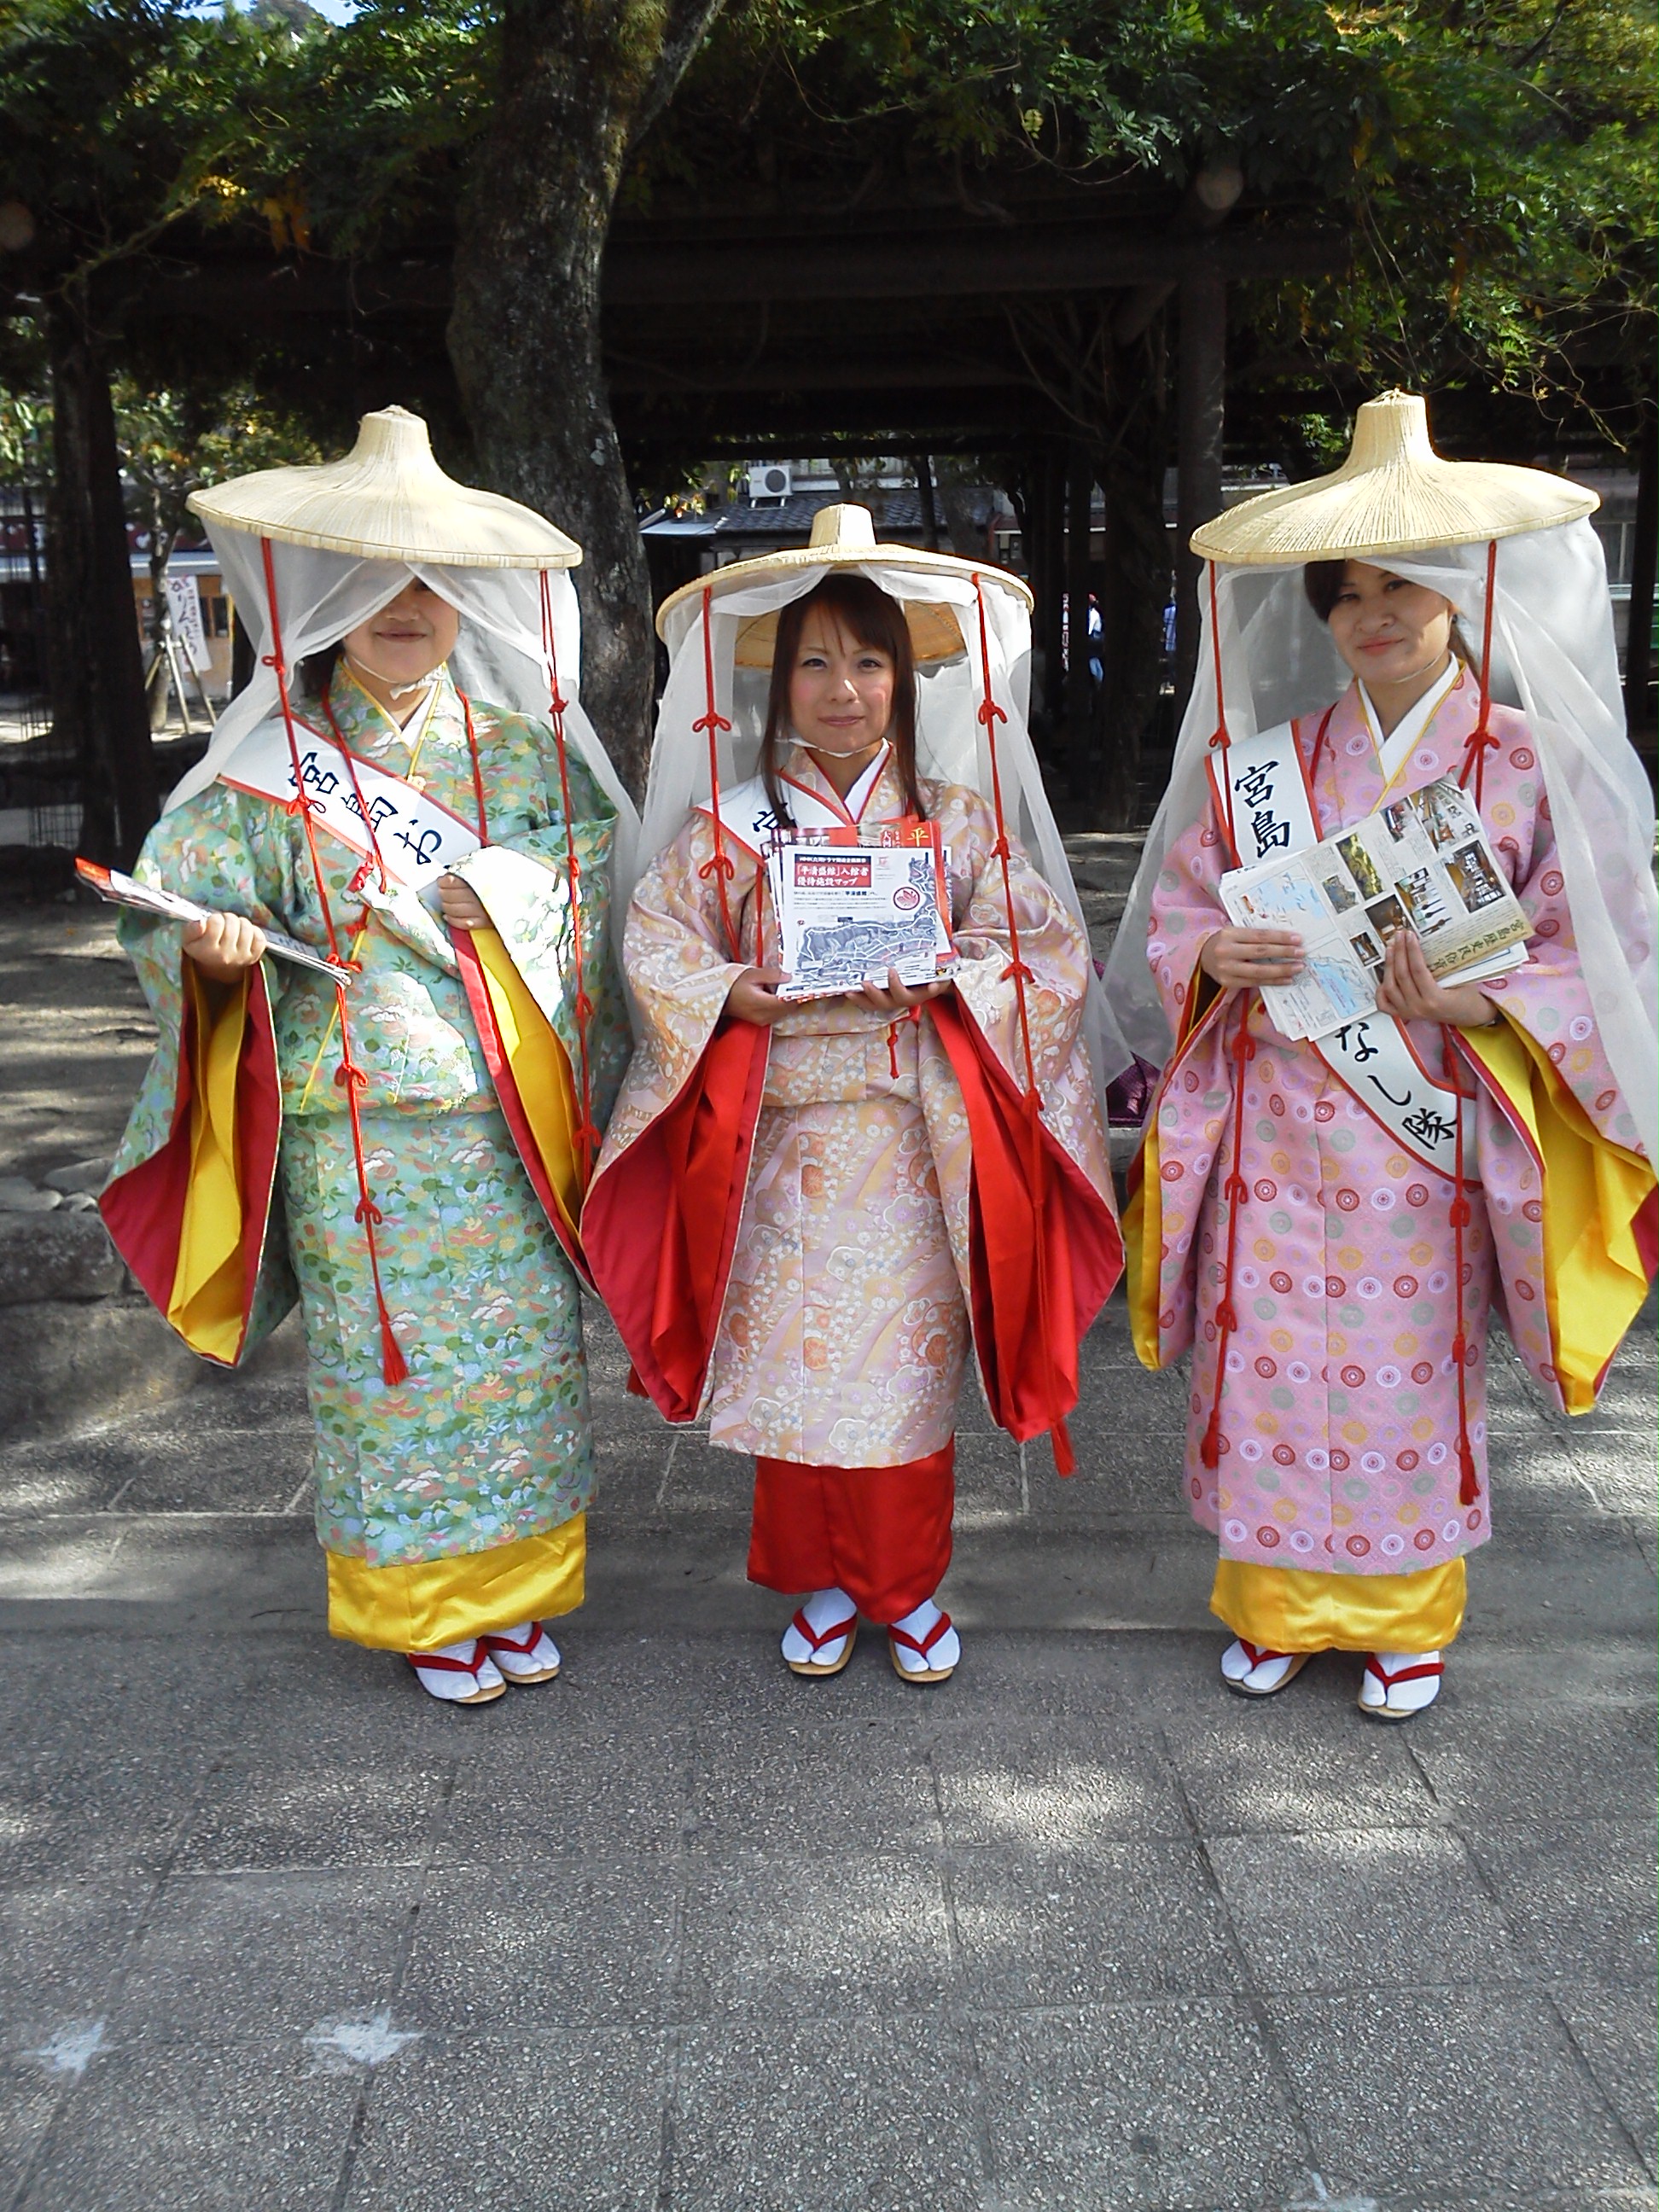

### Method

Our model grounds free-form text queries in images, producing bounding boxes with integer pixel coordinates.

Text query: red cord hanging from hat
[259,538,408,1388]
[693,584,742,963]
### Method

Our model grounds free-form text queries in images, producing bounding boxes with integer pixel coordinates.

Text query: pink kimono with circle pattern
[1140,670,1637,1575]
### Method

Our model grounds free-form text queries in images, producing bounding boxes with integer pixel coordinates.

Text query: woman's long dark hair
[297,643,344,706]
[760,573,925,824]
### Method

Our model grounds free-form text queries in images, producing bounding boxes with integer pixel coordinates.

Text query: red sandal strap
[789,1608,857,1656]
[1238,1639,1292,1668]
[406,1644,489,1679]
[482,1623,545,1656]
[888,1610,952,1660]
[1364,1654,1444,1689]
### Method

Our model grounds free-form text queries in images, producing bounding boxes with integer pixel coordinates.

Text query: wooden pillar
[915,452,942,552]
[1174,254,1226,716]
[1065,443,1095,792]
[1038,445,1066,736]
[1624,410,1656,742]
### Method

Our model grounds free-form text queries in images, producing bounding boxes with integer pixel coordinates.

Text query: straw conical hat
[656,502,1031,665]
[188,406,581,570]
[1190,391,1597,566]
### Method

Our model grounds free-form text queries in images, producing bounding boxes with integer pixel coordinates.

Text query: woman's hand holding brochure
[1216,776,1528,1040]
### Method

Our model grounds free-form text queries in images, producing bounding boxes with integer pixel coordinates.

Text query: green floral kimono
[105,666,627,1647]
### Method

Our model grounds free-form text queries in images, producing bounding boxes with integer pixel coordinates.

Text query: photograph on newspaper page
[1218,776,1530,1040]
[765,819,957,1002]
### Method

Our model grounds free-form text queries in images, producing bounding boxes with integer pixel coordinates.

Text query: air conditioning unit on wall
[746,463,793,504]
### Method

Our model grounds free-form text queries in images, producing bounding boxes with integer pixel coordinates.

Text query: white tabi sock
[889,1596,960,1676]
[781,1586,856,1667]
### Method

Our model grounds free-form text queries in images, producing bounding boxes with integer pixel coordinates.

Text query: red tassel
[1457,1437,1479,1507]
[378,1309,410,1388]
[1051,1416,1075,1478]
[1199,1419,1221,1472]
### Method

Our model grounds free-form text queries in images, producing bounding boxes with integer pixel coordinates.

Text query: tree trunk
[938,473,985,562]
[44,295,157,866]
[448,0,725,796]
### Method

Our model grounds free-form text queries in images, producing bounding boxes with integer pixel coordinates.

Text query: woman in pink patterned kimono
[1114,394,1655,1719]
[586,508,1121,1685]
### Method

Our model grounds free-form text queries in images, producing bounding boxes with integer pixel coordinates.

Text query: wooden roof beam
[602,226,1343,306]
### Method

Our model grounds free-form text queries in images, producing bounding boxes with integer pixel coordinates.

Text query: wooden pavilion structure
[133,173,1347,818]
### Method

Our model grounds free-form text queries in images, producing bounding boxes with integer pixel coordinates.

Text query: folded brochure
[75,859,356,987]
[765,818,957,1002]
[1218,775,1529,1041]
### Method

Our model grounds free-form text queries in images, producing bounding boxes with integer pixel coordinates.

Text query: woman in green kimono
[102,408,634,1703]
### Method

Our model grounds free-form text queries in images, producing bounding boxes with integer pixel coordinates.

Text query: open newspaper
[1218,776,1529,1041]
[765,818,957,1002]
[75,859,356,987]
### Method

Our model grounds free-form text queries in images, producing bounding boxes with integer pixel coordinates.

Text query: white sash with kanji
[220,719,480,892]
[1208,725,1469,1180]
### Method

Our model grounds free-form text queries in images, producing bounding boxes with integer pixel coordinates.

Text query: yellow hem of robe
[327,1515,587,1651]
[1461,1017,1654,1412]
[1123,1102,1161,1371]
[167,966,253,1362]
[1211,1557,1466,1655]
[470,925,584,1239]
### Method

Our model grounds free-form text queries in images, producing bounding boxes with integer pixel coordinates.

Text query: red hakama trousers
[746,1442,955,1624]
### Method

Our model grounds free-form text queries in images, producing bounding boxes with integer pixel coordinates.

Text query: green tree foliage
[632,0,1656,427]
[0,0,290,289]
[117,381,323,559]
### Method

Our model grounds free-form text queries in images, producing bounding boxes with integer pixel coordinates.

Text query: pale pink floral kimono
[1129,670,1652,1630]
[591,745,1119,1467]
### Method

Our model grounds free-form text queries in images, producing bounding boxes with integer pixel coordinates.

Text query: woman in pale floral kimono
[1109,393,1656,1718]
[101,410,633,1703]
[585,507,1122,1683]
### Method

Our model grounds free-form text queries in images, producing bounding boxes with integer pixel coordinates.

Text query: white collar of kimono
[785,740,891,822]
[1357,655,1460,783]
[329,657,451,753]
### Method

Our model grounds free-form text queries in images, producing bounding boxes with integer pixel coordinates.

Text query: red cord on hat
[1441,1031,1481,1506]
[259,539,405,1385]
[1204,562,1240,859]
[692,584,741,962]
[1199,993,1254,1471]
[1458,540,1501,808]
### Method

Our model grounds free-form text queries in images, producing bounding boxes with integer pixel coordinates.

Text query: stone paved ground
[2,1294,1652,2210]
[0,887,1654,2211]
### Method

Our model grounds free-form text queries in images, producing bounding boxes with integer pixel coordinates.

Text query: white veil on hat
[169,409,638,892]
[630,507,1133,1099]
[1103,459,1655,1162]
